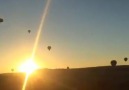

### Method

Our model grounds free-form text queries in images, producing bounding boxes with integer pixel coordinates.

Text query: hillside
[1,66,129,90]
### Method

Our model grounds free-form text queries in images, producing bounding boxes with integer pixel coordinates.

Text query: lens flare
[22,74,29,90]
[22,0,51,90]
[31,0,51,59]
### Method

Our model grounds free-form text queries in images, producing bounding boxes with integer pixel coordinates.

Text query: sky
[0,0,129,73]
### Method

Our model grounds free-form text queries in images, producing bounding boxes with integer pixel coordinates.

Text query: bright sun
[19,58,39,75]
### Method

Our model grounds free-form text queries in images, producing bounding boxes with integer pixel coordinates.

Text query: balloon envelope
[28,30,31,33]
[124,57,128,62]
[111,60,117,67]
[0,18,3,22]
[47,46,51,51]
[11,68,14,72]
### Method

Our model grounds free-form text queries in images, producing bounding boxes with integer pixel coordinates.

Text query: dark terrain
[1,65,129,90]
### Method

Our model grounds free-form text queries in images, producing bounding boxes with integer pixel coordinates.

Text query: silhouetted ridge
[1,66,129,90]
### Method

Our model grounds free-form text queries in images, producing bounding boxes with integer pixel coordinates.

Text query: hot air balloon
[28,30,31,33]
[11,68,14,72]
[111,60,117,67]
[67,66,70,69]
[47,46,51,51]
[124,57,128,62]
[0,18,3,23]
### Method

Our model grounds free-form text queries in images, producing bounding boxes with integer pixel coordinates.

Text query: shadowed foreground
[1,66,129,90]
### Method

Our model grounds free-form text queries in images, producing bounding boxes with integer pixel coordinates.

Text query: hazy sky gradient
[0,0,129,73]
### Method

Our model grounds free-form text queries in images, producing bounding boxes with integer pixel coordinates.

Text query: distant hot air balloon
[28,30,31,33]
[111,60,117,67]
[0,18,3,23]
[67,66,70,69]
[11,68,14,72]
[47,46,51,51]
[124,57,128,62]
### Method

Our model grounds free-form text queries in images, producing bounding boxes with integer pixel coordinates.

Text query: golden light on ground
[19,58,39,75]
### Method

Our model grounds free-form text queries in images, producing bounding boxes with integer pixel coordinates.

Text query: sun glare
[19,59,38,75]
